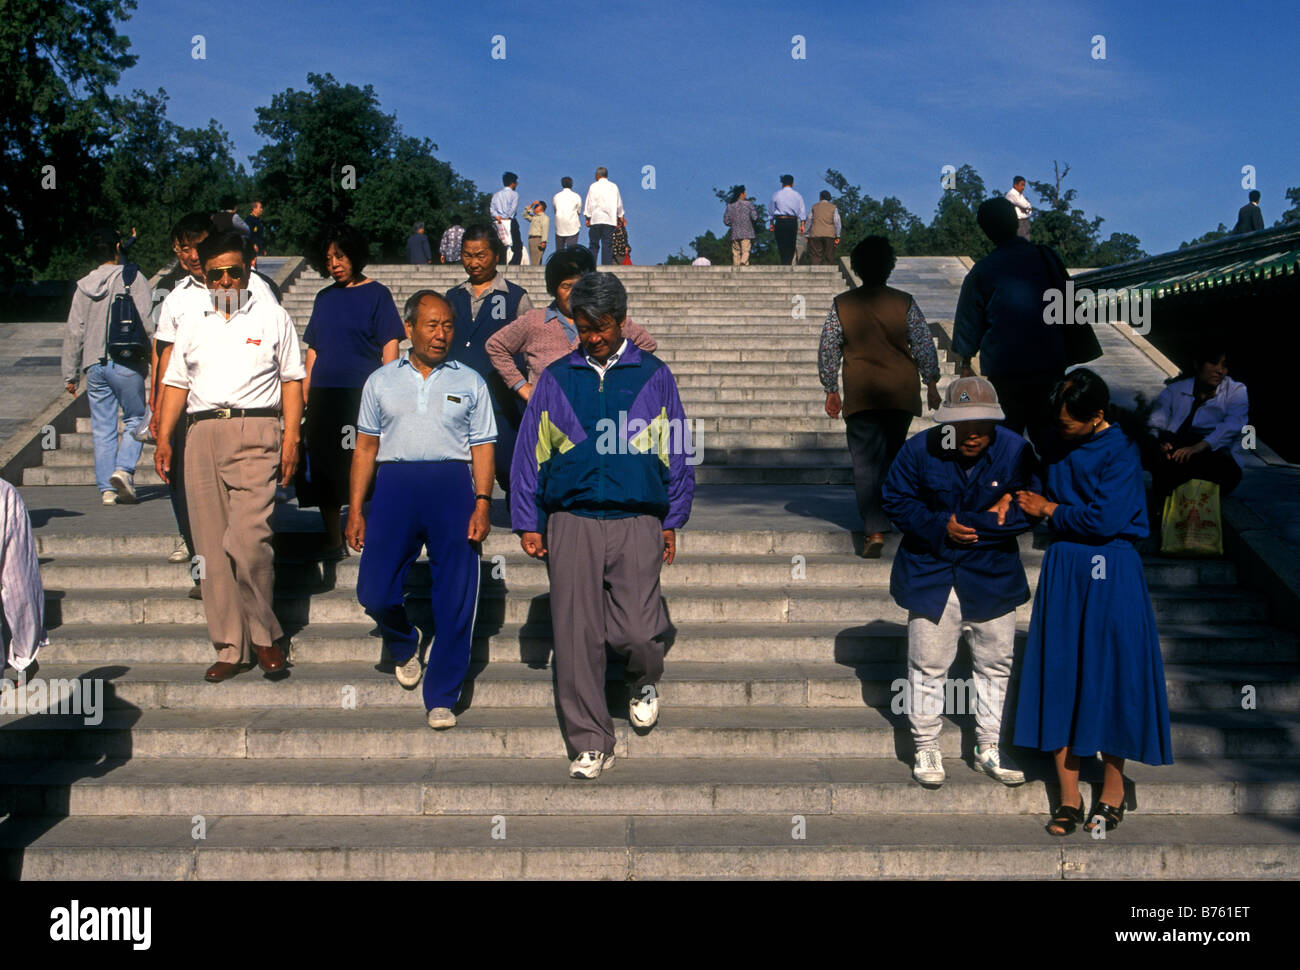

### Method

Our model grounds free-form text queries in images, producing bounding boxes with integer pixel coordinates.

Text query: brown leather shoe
[254,642,286,673]
[205,661,248,682]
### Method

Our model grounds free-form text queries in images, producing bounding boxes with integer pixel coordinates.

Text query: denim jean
[84,360,147,493]
[589,224,615,265]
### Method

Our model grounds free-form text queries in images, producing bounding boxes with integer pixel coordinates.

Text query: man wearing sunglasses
[150,213,282,575]
[154,231,305,683]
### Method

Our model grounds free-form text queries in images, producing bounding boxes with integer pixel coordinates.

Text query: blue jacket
[881,425,1041,622]
[444,281,528,424]
[510,342,695,534]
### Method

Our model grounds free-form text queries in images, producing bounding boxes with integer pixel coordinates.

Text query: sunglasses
[205,265,245,282]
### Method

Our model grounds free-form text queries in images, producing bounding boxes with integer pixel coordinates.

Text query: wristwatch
[475,494,492,504]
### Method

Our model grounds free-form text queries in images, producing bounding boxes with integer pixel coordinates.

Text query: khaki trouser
[184,416,283,664]
[529,238,547,264]
[730,237,752,265]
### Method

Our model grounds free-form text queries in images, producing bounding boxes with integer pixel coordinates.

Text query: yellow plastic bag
[1160,479,1222,557]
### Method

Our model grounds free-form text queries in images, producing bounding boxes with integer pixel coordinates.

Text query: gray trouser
[906,588,1016,750]
[1016,219,1031,239]
[547,511,666,755]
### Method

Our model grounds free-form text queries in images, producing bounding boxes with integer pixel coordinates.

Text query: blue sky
[118,0,1298,262]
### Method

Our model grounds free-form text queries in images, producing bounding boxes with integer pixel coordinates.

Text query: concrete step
[7,812,1296,879]
[33,551,1238,593]
[18,661,1300,713]
[2,707,1295,761]
[41,620,1296,666]
[2,757,1296,819]
[41,583,1269,628]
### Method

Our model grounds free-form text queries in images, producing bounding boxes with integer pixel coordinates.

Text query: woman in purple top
[301,224,405,558]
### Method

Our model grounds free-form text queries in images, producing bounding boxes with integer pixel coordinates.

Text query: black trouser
[988,373,1062,458]
[773,216,798,264]
[1151,444,1242,502]
[845,408,914,534]
[509,217,522,265]
[168,419,193,558]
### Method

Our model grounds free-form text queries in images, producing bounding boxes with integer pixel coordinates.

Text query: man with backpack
[61,228,155,505]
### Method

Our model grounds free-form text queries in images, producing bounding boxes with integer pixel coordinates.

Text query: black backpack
[105,264,149,364]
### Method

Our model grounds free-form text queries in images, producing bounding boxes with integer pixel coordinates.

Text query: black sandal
[1046,795,1084,836]
[1085,800,1125,832]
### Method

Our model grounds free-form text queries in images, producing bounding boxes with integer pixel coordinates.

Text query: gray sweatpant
[547,511,666,755]
[906,588,1016,750]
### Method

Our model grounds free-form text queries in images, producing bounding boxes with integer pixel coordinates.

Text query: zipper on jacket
[597,368,606,506]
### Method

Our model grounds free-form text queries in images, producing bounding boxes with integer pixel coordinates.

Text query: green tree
[823,169,925,257]
[1275,186,1300,226]
[1179,223,1230,249]
[1092,232,1147,266]
[920,164,992,259]
[1027,161,1104,265]
[1,0,138,284]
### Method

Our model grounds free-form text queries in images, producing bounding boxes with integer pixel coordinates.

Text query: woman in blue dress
[1013,368,1172,835]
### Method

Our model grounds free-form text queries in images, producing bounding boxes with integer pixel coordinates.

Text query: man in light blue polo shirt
[769,174,807,265]
[346,290,496,729]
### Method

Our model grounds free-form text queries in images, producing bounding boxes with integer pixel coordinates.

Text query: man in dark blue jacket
[511,271,695,779]
[882,376,1040,789]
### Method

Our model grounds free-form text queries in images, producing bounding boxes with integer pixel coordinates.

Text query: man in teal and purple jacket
[511,271,695,779]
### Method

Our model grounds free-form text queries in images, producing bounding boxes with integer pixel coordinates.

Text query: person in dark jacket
[952,198,1069,454]
[1232,190,1265,234]
[511,271,695,779]
[881,376,1039,789]
[406,222,432,264]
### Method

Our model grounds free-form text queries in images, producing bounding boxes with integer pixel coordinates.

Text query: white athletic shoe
[570,750,615,779]
[395,653,423,688]
[109,469,136,504]
[101,490,117,506]
[168,536,191,563]
[973,744,1026,786]
[629,684,660,729]
[913,748,945,787]
[426,707,456,729]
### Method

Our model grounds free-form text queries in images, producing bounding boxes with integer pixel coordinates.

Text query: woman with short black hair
[1014,368,1173,836]
[300,224,404,558]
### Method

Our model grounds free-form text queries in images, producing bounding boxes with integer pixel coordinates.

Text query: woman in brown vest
[819,237,942,556]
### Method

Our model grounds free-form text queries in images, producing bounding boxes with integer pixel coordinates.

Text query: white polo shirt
[583,178,624,226]
[155,271,277,344]
[162,290,305,413]
[552,187,583,237]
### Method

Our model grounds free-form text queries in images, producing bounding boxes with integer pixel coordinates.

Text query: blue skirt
[1013,539,1173,765]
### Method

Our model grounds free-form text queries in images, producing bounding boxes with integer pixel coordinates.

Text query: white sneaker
[109,469,136,504]
[629,684,660,729]
[101,490,117,506]
[395,653,423,688]
[913,748,945,786]
[168,536,191,563]
[974,744,1026,785]
[570,750,615,779]
[426,707,456,729]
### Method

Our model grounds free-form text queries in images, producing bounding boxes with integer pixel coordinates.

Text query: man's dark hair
[1049,367,1110,423]
[780,174,794,186]
[87,228,119,263]
[570,271,627,324]
[536,201,547,212]
[316,223,369,275]
[172,211,212,245]
[1190,339,1230,373]
[819,190,832,201]
[727,185,745,204]
[503,171,518,186]
[850,236,896,286]
[218,193,237,211]
[197,230,250,267]
[1249,189,1261,203]
[561,176,573,189]
[545,246,596,296]
[977,197,1020,244]
[403,288,451,323]
[413,221,425,233]
[461,223,505,261]
[1012,176,1026,186]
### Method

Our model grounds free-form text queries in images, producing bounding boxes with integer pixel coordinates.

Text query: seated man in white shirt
[154,231,305,683]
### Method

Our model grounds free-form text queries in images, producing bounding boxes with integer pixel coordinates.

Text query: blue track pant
[356,461,480,711]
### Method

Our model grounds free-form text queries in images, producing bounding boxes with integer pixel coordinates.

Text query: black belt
[188,407,280,424]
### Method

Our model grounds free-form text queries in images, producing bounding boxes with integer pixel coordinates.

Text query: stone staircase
[4,260,1298,879]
